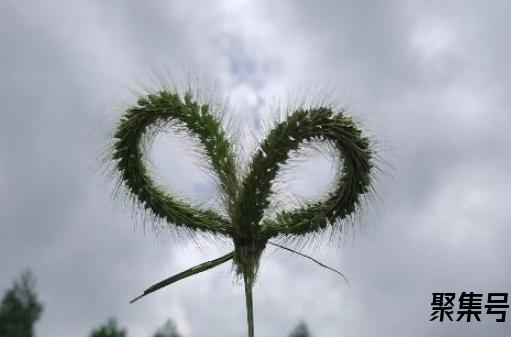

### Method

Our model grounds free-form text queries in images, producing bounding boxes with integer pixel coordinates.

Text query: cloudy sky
[1,0,511,336]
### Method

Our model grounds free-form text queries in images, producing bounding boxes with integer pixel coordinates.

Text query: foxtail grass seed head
[109,89,374,337]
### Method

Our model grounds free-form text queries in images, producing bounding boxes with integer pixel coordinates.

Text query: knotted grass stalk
[109,90,373,337]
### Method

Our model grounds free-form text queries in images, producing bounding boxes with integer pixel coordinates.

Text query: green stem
[244,274,255,337]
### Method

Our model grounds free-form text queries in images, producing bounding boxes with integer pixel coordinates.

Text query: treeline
[0,271,312,337]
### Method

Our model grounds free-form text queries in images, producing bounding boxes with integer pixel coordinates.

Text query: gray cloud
[1,1,510,337]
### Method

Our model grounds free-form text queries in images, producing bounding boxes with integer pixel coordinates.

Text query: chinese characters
[431,292,509,322]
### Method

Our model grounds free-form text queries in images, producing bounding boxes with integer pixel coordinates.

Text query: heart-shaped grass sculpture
[111,90,373,337]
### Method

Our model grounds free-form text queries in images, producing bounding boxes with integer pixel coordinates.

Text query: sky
[1,0,511,336]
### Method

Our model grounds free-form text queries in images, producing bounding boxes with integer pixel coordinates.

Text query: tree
[152,319,181,337]
[0,270,44,337]
[111,90,373,337]
[89,318,127,337]
[289,321,312,337]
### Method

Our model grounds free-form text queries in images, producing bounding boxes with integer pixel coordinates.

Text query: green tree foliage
[0,270,43,337]
[152,319,181,337]
[89,319,127,337]
[88,318,181,337]
[289,321,312,337]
